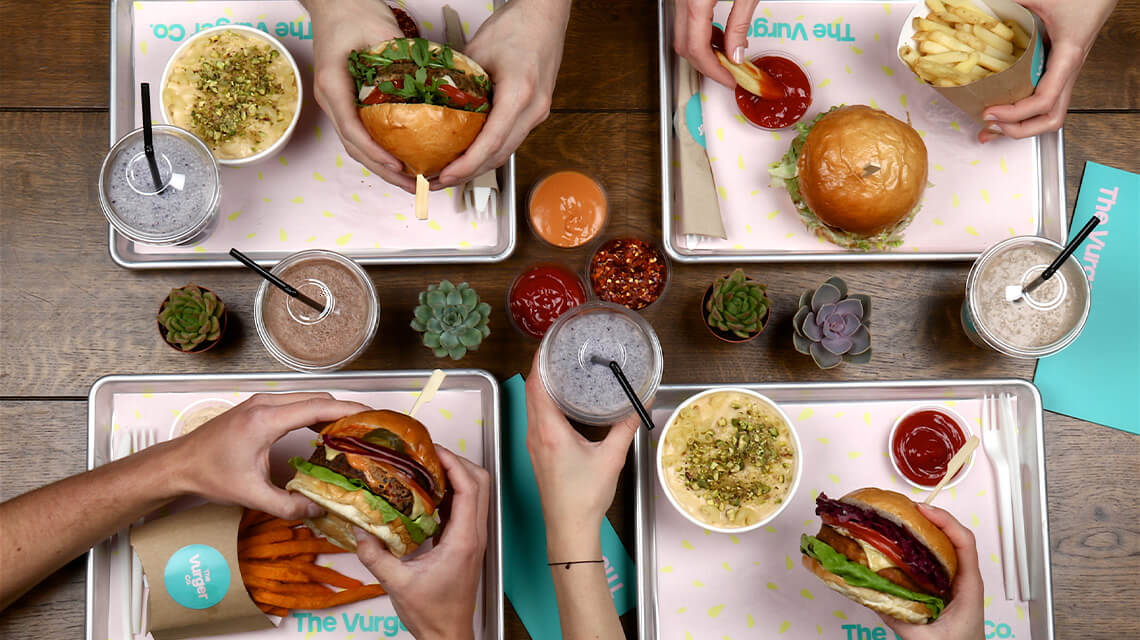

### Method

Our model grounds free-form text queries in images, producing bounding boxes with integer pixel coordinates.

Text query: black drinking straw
[591,356,655,430]
[140,83,164,193]
[1021,214,1101,298]
[229,248,326,313]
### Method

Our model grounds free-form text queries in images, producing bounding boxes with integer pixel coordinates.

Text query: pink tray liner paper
[651,398,1034,639]
[130,1,500,256]
[696,1,1040,254]
[105,388,488,639]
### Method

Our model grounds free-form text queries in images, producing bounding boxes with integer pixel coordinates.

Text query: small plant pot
[157,285,228,353]
[701,276,770,344]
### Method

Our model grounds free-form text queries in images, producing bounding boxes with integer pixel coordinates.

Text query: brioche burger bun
[800,488,957,624]
[287,409,447,557]
[349,38,491,177]
[769,105,928,251]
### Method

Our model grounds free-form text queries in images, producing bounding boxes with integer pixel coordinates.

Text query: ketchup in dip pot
[735,55,812,129]
[891,408,969,487]
[509,264,587,338]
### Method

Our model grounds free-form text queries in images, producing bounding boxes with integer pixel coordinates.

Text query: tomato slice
[822,517,944,596]
[437,84,487,110]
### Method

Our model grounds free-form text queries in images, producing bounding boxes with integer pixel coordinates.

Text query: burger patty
[816,525,926,594]
[378,62,486,99]
[309,446,414,515]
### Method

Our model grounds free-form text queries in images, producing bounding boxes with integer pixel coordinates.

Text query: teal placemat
[1034,161,1140,435]
[501,375,636,639]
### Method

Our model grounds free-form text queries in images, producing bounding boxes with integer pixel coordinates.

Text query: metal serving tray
[108,0,516,269]
[85,369,503,640]
[635,379,1054,639]
[656,0,1069,262]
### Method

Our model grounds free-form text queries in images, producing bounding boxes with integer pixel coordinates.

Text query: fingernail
[985,123,1003,135]
[983,113,998,121]
[732,46,744,64]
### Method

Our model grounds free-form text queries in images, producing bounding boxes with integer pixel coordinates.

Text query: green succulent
[158,285,225,352]
[410,280,491,360]
[705,269,771,339]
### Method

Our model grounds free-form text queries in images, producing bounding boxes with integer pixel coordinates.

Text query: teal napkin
[501,374,636,638]
[1034,161,1140,435]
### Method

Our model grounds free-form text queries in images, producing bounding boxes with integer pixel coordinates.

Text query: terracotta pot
[701,280,769,344]
[157,285,227,353]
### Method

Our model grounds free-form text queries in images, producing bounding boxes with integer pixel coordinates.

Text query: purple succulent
[792,276,872,369]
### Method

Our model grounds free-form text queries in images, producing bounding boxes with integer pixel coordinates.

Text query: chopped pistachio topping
[189,35,283,147]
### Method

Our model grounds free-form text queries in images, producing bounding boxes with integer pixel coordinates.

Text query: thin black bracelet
[547,559,604,570]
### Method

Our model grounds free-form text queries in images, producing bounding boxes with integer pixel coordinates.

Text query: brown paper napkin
[675,59,727,239]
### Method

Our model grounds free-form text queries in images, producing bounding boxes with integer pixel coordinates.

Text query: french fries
[900,0,1029,88]
[237,509,386,618]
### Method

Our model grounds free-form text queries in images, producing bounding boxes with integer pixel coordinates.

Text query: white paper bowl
[888,405,975,491]
[169,397,236,440]
[159,25,303,167]
[657,388,802,534]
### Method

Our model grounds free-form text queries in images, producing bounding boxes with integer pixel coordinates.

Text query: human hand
[305,0,415,191]
[978,0,1118,142]
[434,0,570,189]
[524,351,640,560]
[355,447,490,640]
[878,503,984,640]
[673,0,761,88]
[173,392,370,519]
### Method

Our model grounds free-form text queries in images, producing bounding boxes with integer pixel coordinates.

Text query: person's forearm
[547,523,623,640]
[0,440,191,610]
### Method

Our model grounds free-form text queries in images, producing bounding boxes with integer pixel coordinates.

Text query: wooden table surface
[1,0,1137,638]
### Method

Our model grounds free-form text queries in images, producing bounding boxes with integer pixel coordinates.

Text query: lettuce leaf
[767,105,918,252]
[800,534,945,620]
[289,457,438,544]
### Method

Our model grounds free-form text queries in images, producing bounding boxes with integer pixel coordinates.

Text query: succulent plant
[704,269,771,340]
[792,276,871,369]
[411,280,491,360]
[158,285,226,352]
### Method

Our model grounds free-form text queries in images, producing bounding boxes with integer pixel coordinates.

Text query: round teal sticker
[684,92,707,148]
[164,544,231,610]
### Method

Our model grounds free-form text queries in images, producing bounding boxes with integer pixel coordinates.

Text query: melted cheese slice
[832,526,898,573]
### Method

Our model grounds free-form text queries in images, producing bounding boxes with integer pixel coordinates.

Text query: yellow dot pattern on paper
[900,94,909,109]
[279,228,288,242]
[1016,605,1025,620]
[771,131,781,142]
[335,154,344,168]
[1009,227,1017,236]
[336,233,352,246]
[314,125,322,141]
[818,79,831,88]
[981,189,991,203]
[950,121,962,132]
[767,581,780,590]
[322,211,334,218]
[730,535,740,544]
[934,163,945,171]
[881,66,894,77]
[682,539,694,550]
[737,155,745,170]
[716,128,725,141]
[313,172,325,183]
[228,211,242,221]
[785,232,795,239]
[779,621,792,634]
[428,220,443,231]
[833,17,843,24]
[803,60,812,67]
[395,213,407,221]
[966,226,980,236]
[801,588,814,600]
[140,40,148,55]
[439,408,453,419]
[279,157,288,166]
[869,97,880,109]
[747,613,756,628]
[361,168,371,177]
[764,8,773,17]
[350,193,362,203]
[718,186,728,200]
[952,194,961,207]
[985,595,994,608]
[1014,193,1024,200]
[834,609,848,620]
[193,246,206,253]
[785,556,795,571]
[798,408,814,421]
[845,64,852,74]
[734,114,747,124]
[290,196,304,204]
[875,33,881,41]
[257,171,264,180]
[457,438,467,453]
[305,235,316,243]
[745,224,753,233]
[686,633,694,640]
[1000,157,1009,173]
[247,232,256,239]
[851,45,863,55]
[660,565,674,573]
[991,553,1001,564]
[970,159,981,166]
[848,451,862,459]
[812,489,820,500]
[828,473,840,484]
[863,412,871,426]
[818,437,829,445]
[766,525,777,533]
[708,604,726,618]
[262,197,270,203]
[693,580,705,588]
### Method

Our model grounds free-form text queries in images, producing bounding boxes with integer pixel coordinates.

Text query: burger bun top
[796,105,928,236]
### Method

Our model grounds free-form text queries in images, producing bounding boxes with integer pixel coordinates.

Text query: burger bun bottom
[286,472,417,557]
[801,555,934,624]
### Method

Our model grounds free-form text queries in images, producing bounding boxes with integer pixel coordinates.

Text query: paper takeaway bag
[132,504,274,640]
[897,0,1044,123]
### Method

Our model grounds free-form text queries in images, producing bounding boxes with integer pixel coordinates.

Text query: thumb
[601,412,640,463]
[354,526,404,583]
[249,486,324,521]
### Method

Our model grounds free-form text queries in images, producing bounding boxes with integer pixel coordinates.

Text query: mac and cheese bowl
[160,25,302,166]
[657,388,802,533]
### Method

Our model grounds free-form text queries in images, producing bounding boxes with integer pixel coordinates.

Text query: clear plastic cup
[254,250,380,373]
[98,124,221,246]
[538,301,664,425]
[962,236,1090,358]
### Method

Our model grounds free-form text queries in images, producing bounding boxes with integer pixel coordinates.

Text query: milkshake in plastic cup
[538,301,664,425]
[98,125,221,246]
[254,250,380,373]
[962,236,1091,358]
